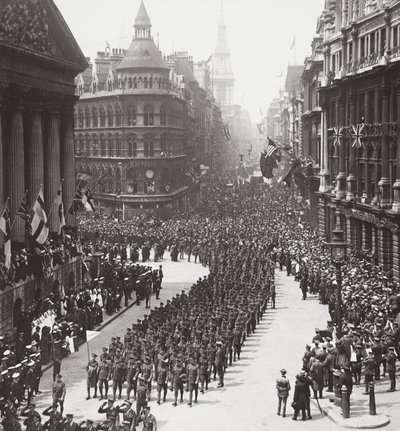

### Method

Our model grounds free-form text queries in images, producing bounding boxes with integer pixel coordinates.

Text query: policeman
[276,369,291,417]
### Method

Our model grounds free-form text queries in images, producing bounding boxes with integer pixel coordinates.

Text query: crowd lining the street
[1,177,400,428]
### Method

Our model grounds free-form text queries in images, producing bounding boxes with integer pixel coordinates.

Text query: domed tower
[117,0,170,85]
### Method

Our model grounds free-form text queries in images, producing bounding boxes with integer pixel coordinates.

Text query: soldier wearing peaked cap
[276,369,291,417]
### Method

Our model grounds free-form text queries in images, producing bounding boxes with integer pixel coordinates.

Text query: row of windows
[75,104,183,128]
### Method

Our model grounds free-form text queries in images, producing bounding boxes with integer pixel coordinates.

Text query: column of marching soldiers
[1,180,279,430]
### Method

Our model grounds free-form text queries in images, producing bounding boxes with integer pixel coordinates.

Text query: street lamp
[329,210,347,340]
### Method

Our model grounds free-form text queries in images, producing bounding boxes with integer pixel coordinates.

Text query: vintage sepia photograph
[1,0,400,430]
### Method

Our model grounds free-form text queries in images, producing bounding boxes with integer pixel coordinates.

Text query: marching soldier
[170,358,185,406]
[186,356,199,406]
[126,356,140,401]
[215,341,225,388]
[21,404,41,431]
[276,369,291,417]
[52,374,66,416]
[156,358,168,405]
[86,353,98,400]
[111,350,125,400]
[42,403,63,430]
[118,400,137,431]
[98,358,111,401]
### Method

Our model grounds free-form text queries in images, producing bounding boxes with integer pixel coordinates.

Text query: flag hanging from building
[260,137,282,179]
[0,202,11,269]
[256,123,264,135]
[185,168,200,185]
[223,124,231,142]
[68,186,85,215]
[84,189,96,212]
[54,182,66,234]
[351,124,365,148]
[30,187,49,244]
[332,126,344,148]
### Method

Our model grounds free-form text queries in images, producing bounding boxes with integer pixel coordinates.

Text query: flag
[54,182,66,234]
[256,123,264,134]
[206,53,213,63]
[77,173,92,182]
[290,36,296,50]
[294,171,306,195]
[68,186,84,215]
[16,193,30,222]
[0,202,11,269]
[223,124,231,141]
[30,187,49,245]
[83,189,96,212]
[260,138,282,179]
[332,127,344,148]
[351,124,365,148]
[185,168,200,184]
[282,158,302,186]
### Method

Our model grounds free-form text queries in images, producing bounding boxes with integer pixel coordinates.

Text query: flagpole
[10,190,28,232]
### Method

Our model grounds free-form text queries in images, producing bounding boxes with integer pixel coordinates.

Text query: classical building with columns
[0,0,87,332]
[316,0,400,280]
[75,1,190,217]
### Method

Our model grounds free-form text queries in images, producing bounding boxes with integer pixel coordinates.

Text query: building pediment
[0,0,87,75]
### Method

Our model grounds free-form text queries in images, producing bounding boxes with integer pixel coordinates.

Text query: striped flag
[30,187,49,244]
[54,182,66,234]
[16,192,32,233]
[266,137,280,157]
[0,202,11,269]
[83,189,95,212]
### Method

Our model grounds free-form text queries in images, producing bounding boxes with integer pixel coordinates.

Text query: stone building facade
[316,0,400,280]
[0,0,87,332]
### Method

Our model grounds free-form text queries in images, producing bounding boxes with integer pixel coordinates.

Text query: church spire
[215,0,229,53]
[134,0,152,39]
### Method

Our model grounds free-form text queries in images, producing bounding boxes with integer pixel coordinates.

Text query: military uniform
[276,372,291,417]
[111,355,125,400]
[98,360,111,400]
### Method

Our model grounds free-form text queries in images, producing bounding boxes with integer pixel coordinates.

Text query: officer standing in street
[386,346,398,392]
[276,369,291,417]
[52,374,66,416]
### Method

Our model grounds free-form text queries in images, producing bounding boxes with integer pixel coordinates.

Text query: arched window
[144,77,148,89]
[158,77,161,89]
[149,77,153,88]
[160,134,167,155]
[107,105,114,126]
[128,77,133,89]
[107,79,113,92]
[126,168,138,194]
[108,133,113,157]
[100,134,106,157]
[84,134,89,154]
[128,137,137,158]
[77,107,84,128]
[99,106,106,127]
[84,107,91,128]
[143,105,154,126]
[160,105,167,126]
[116,134,121,157]
[144,135,154,157]
[133,77,138,88]
[92,136,99,157]
[115,105,122,126]
[127,106,137,126]
[92,106,98,127]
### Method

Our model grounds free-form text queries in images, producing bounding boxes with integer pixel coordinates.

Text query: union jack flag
[332,127,344,148]
[351,124,365,148]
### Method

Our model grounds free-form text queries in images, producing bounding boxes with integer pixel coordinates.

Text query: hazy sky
[55,0,324,121]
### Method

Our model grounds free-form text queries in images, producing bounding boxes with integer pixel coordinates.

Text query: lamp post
[329,210,347,340]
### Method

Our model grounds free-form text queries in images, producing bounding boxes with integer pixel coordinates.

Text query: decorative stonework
[0,0,52,55]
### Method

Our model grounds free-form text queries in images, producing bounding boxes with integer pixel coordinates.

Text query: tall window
[92,107,98,127]
[108,134,113,157]
[133,77,138,88]
[115,105,122,126]
[116,134,121,157]
[92,136,99,157]
[143,105,154,126]
[149,77,153,88]
[144,135,154,157]
[127,106,137,126]
[128,77,133,89]
[100,135,106,157]
[99,106,106,127]
[144,77,148,89]
[160,105,167,125]
[128,138,137,158]
[160,134,167,155]
[84,107,91,128]
[107,105,114,126]
[77,108,83,128]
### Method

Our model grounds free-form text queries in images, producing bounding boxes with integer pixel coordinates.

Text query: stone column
[61,103,76,227]
[379,85,391,207]
[336,96,346,198]
[393,230,400,282]
[364,91,371,202]
[319,104,330,192]
[27,106,44,206]
[45,109,61,233]
[10,106,25,243]
[346,93,357,200]
[392,84,400,212]
[351,27,359,69]
[0,96,4,248]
